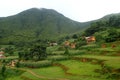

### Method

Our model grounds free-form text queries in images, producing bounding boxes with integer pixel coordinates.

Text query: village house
[85,36,96,44]
[0,51,5,58]
[64,40,76,49]
[64,40,70,47]
[11,60,17,67]
[70,42,76,49]
[49,42,58,46]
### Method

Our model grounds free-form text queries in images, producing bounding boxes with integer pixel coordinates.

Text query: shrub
[57,46,65,51]
[1,65,6,76]
[47,55,69,61]
[64,48,69,55]
[104,29,120,42]
[69,50,85,55]
[0,68,24,80]
[19,60,52,68]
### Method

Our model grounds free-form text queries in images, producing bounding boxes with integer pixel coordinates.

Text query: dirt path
[26,69,69,80]
[9,67,69,80]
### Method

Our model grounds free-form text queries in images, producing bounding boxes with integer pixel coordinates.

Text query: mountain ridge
[0,8,90,44]
[0,8,120,44]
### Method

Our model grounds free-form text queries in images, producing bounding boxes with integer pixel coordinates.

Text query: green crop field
[77,55,120,68]
[18,59,107,80]
[1,42,120,80]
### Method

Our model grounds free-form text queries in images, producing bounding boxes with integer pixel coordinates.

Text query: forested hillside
[1,8,120,45]
[0,8,90,44]
[84,13,120,42]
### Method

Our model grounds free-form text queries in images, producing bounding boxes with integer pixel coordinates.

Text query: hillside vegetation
[0,8,90,44]
[0,8,120,80]
[84,13,120,43]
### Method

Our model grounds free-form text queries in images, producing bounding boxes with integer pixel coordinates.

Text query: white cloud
[0,0,120,22]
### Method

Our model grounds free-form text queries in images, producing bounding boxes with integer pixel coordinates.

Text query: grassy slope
[2,41,120,80]
[77,55,120,68]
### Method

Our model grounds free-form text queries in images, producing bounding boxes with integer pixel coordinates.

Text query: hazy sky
[0,0,120,22]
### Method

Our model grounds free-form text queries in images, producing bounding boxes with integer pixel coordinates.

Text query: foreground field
[1,43,120,80]
[5,55,119,80]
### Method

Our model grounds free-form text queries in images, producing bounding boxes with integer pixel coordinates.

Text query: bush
[19,60,52,68]
[47,55,69,61]
[69,50,85,55]
[79,44,98,50]
[0,67,24,80]
[64,48,69,55]
[57,46,65,51]
[1,65,6,76]
[104,29,120,42]
[48,51,64,55]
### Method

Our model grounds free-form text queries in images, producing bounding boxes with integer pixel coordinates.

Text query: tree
[29,45,47,61]
[108,16,120,27]
[5,46,14,56]
[18,51,25,60]
[75,37,87,49]
[84,20,107,36]
[16,61,20,68]
[65,36,70,40]
[105,29,120,42]
[72,34,78,39]
[1,65,6,76]
[64,47,69,55]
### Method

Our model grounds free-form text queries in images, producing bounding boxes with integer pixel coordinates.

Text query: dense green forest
[0,8,90,45]
[0,8,120,52]
[84,13,120,43]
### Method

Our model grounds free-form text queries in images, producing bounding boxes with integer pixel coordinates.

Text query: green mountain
[84,13,120,36]
[0,8,89,44]
[84,13,120,42]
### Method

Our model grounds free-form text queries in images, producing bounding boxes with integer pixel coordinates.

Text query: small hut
[85,36,96,44]
[70,43,76,49]
[0,51,5,58]
[64,40,70,47]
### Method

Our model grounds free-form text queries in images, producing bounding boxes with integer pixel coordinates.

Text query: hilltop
[0,8,90,44]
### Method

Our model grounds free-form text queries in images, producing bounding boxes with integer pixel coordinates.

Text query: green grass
[76,55,120,68]
[31,66,65,78]
[50,51,64,55]
[47,46,59,52]
[48,50,86,55]
[95,47,115,51]
[4,55,119,80]
[2,42,120,80]
[6,76,23,80]
[69,50,86,55]
[25,66,105,80]
[21,72,41,80]
[59,60,101,76]
[23,59,108,80]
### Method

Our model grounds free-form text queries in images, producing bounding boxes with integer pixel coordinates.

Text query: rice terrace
[0,38,120,80]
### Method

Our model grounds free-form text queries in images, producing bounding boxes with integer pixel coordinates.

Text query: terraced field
[1,43,120,80]
[12,55,120,80]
